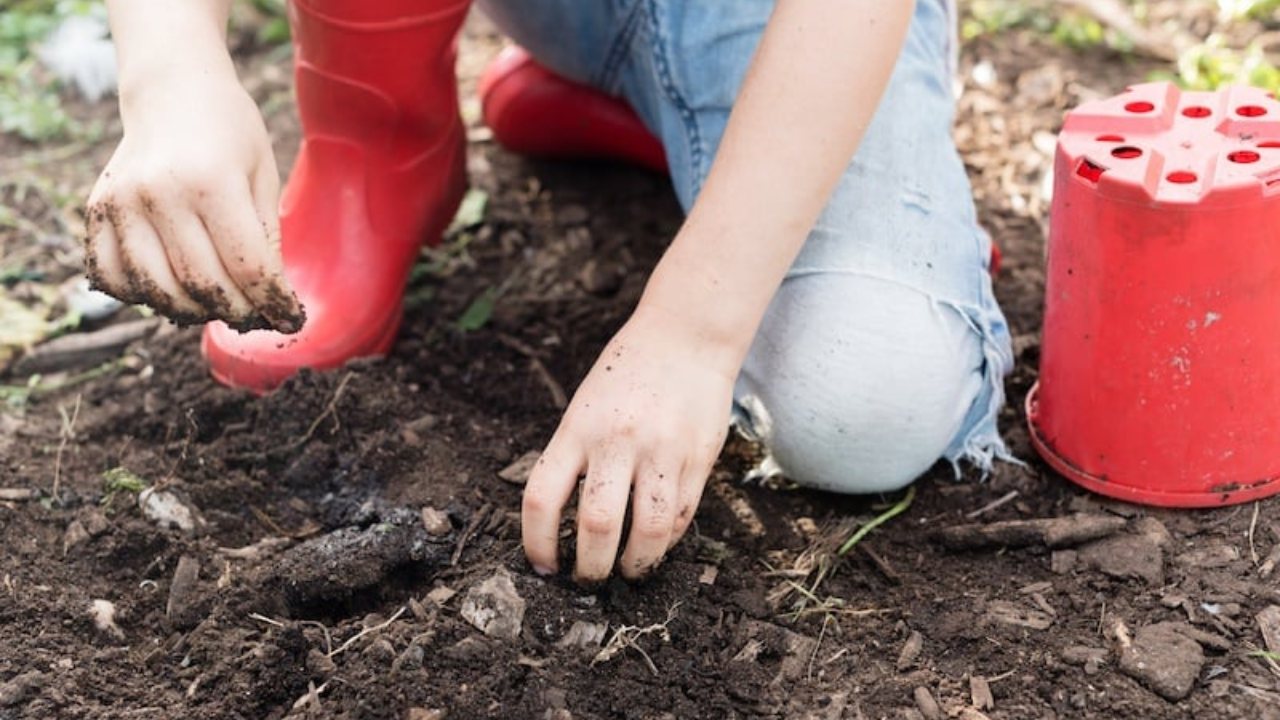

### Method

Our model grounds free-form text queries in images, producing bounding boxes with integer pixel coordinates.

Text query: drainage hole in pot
[1182,106,1212,118]
[1112,146,1143,159]
[1125,101,1155,113]
[1077,159,1106,183]
[1229,150,1261,164]
[1096,134,1125,142]
[1167,171,1198,184]
[1238,105,1268,117]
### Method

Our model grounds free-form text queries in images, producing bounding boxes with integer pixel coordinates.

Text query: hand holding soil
[523,303,735,582]
[84,69,304,333]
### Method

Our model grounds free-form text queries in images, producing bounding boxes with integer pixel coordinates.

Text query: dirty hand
[522,304,735,582]
[85,69,304,333]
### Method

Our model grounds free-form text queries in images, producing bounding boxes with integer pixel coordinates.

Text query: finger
[618,457,680,580]
[521,438,585,575]
[138,191,256,323]
[201,175,304,333]
[84,201,128,299]
[669,452,715,552]
[574,446,635,584]
[111,202,205,321]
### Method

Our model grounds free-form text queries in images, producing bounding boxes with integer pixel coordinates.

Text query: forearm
[640,0,915,364]
[106,0,236,110]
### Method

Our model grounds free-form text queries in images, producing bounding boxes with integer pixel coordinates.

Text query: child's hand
[84,70,304,332]
[522,304,735,582]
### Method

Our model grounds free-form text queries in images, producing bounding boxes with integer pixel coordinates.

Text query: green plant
[0,0,99,141]
[1164,36,1280,94]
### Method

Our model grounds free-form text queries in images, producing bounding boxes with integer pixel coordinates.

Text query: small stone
[89,599,124,640]
[306,648,336,675]
[460,568,526,640]
[443,636,492,661]
[1118,622,1205,701]
[63,521,90,555]
[498,451,541,485]
[555,621,607,649]
[897,631,924,671]
[80,507,110,536]
[363,638,396,663]
[1078,533,1164,585]
[407,709,447,720]
[698,565,718,586]
[426,586,457,606]
[392,643,425,672]
[958,710,991,720]
[166,555,202,629]
[544,711,572,720]
[138,488,200,533]
[420,507,452,536]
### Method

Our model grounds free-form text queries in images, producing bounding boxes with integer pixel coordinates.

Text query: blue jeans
[479,0,1015,493]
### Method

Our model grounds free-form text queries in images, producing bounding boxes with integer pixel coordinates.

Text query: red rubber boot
[201,0,470,392]
[479,46,668,173]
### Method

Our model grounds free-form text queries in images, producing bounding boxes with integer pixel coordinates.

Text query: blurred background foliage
[1,0,1280,142]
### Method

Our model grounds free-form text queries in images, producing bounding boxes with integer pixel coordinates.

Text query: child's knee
[733,274,985,494]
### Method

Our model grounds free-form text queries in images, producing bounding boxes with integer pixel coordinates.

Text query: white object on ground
[38,14,118,102]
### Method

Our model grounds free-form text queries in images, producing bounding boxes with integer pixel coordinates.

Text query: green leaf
[456,286,498,332]
[102,467,146,495]
[447,189,489,235]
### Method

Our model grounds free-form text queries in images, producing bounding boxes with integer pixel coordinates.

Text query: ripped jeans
[480,0,1015,493]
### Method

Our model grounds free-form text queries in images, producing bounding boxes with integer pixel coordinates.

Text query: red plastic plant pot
[1029,82,1280,507]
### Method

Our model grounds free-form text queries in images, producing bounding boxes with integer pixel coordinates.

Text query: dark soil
[4,8,1280,720]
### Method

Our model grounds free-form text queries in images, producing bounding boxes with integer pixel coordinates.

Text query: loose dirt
[3,8,1280,720]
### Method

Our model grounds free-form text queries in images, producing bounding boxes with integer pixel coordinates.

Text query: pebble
[1175,544,1241,569]
[443,636,492,662]
[460,568,526,640]
[577,259,623,296]
[407,709,447,720]
[138,488,200,533]
[392,644,425,672]
[89,599,124,640]
[306,648,336,675]
[555,620,607,649]
[420,506,452,536]
[1117,622,1205,701]
[363,638,396,663]
[498,451,540,485]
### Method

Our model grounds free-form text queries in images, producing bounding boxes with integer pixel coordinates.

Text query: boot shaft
[288,0,471,153]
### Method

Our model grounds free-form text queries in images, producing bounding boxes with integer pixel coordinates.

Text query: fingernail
[533,564,555,577]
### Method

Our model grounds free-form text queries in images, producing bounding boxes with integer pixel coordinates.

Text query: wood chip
[969,675,994,710]
[934,514,1127,550]
[912,687,942,720]
[0,488,36,502]
[1257,606,1280,654]
[13,318,159,375]
[897,631,924,671]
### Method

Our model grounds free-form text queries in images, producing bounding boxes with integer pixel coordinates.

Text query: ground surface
[4,4,1280,719]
